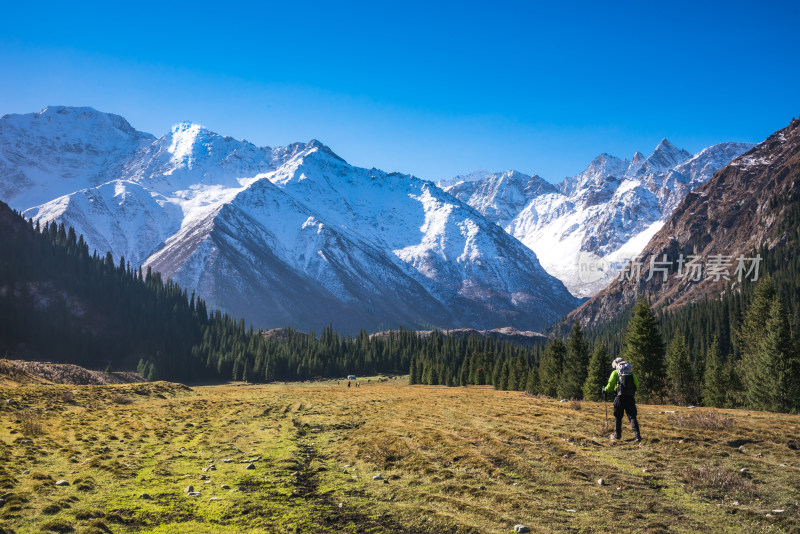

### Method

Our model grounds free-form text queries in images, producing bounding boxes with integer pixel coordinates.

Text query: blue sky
[2,0,798,182]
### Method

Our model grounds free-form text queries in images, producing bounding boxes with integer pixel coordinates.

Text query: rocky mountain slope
[1,107,578,334]
[443,140,754,297]
[570,117,800,326]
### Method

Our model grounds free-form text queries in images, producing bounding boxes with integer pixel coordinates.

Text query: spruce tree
[409,356,418,385]
[737,276,777,360]
[538,338,566,398]
[525,366,540,395]
[666,334,694,405]
[749,298,799,412]
[583,344,609,401]
[621,297,666,400]
[560,322,589,399]
[737,277,778,406]
[702,338,727,408]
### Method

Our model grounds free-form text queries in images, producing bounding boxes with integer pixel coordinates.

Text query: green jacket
[603,369,639,394]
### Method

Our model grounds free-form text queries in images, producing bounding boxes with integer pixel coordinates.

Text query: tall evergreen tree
[560,322,589,399]
[737,276,777,359]
[621,297,666,400]
[539,338,566,398]
[666,334,694,405]
[737,277,778,403]
[583,344,609,401]
[748,298,800,412]
[702,338,727,408]
[525,366,540,395]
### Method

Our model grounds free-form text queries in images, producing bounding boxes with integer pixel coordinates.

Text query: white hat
[612,357,625,369]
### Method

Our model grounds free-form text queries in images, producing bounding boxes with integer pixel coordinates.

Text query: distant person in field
[603,357,642,442]
[347,380,351,388]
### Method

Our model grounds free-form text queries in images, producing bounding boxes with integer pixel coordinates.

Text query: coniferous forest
[2,201,799,413]
[0,204,540,384]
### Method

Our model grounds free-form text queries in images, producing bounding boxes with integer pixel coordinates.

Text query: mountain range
[570,116,800,326]
[442,139,754,297]
[1,106,577,334]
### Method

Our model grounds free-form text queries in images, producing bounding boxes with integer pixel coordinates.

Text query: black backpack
[617,361,636,395]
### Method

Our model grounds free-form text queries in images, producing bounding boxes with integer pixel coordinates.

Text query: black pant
[613,395,641,439]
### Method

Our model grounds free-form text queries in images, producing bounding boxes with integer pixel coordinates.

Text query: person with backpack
[602,357,642,442]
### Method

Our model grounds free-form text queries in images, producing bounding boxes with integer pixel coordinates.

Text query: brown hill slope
[0,359,145,386]
[572,117,800,325]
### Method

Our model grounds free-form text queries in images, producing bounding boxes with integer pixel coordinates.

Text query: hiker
[603,357,642,442]
[347,380,351,388]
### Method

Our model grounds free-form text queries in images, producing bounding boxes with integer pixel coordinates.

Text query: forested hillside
[0,202,543,383]
[410,203,800,413]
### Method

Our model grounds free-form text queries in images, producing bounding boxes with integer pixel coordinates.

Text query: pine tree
[748,298,799,412]
[538,338,566,398]
[560,322,589,399]
[583,344,609,401]
[621,297,666,400]
[702,338,727,408]
[666,334,694,405]
[737,276,777,360]
[409,356,418,385]
[525,366,540,394]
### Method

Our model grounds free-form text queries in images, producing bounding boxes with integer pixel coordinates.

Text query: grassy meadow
[1,378,799,533]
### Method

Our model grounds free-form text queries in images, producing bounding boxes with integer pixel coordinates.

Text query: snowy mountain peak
[0,106,155,208]
[302,139,347,163]
[436,169,492,189]
[646,138,692,169]
[446,138,754,298]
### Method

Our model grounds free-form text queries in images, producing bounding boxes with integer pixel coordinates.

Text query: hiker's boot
[615,418,623,440]
[631,418,641,442]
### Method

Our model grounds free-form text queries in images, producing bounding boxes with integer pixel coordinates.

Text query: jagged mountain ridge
[443,138,754,297]
[569,117,800,326]
[1,106,578,334]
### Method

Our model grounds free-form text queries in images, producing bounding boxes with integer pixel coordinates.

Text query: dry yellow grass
[1,379,798,533]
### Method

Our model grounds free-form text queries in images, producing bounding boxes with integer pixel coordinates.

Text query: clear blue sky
[2,0,798,183]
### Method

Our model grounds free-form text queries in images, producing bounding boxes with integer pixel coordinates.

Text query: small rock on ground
[185,485,194,493]
[514,525,530,533]
[55,480,70,486]
[245,463,255,470]
[139,493,152,499]
[188,491,201,497]
[372,474,382,480]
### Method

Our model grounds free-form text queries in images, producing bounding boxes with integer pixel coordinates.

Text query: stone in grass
[514,525,530,533]
[55,480,70,486]
[220,484,231,490]
[188,491,201,497]
[140,493,152,499]
[372,474,382,480]
[597,478,605,486]
[185,485,194,493]
[245,463,255,470]
[222,458,232,463]
[209,497,222,501]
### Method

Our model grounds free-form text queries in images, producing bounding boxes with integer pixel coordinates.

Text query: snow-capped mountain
[445,139,755,297]
[1,106,578,333]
